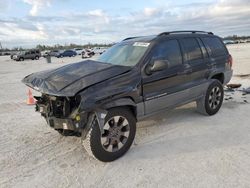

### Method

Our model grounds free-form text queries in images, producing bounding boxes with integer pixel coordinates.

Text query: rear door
[179,37,208,88]
[142,39,190,115]
[201,37,229,74]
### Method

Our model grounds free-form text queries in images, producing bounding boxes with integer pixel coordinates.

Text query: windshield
[97,42,150,66]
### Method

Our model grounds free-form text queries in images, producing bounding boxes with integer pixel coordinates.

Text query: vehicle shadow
[127,102,248,160]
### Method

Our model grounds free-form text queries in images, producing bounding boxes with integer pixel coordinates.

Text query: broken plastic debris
[242,87,250,94]
[226,83,242,89]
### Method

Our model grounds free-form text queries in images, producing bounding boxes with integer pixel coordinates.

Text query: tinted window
[180,38,203,61]
[202,37,227,57]
[151,40,182,68]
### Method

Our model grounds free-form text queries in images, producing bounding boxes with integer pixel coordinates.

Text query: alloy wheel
[100,116,130,152]
[208,86,222,109]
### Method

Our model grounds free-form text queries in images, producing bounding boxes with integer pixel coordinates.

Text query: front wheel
[82,108,136,162]
[197,80,224,116]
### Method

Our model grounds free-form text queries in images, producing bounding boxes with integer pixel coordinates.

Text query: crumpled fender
[77,68,142,112]
[81,109,108,139]
[102,98,136,109]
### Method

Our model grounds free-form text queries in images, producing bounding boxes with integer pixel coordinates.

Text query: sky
[0,0,250,48]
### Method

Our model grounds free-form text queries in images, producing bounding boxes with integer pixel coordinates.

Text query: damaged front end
[35,94,108,137]
[35,94,88,136]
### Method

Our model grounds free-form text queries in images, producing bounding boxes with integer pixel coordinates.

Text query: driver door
[142,39,191,115]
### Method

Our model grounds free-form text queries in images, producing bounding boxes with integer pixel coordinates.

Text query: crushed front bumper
[36,102,88,133]
[47,117,78,131]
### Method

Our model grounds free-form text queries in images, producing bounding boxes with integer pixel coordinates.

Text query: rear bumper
[224,70,233,85]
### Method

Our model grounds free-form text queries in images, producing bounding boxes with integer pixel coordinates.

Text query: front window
[97,42,149,66]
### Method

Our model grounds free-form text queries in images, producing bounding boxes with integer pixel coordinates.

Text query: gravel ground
[0,44,250,188]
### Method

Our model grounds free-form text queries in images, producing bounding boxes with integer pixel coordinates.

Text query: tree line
[1,35,250,53]
[0,42,115,52]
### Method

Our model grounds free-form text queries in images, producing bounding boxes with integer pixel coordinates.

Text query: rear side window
[151,39,182,68]
[202,37,227,57]
[180,38,203,61]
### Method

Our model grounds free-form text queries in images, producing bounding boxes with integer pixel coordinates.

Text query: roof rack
[158,31,214,36]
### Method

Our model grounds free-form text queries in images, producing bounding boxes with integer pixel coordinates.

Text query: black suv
[22,31,233,162]
[13,49,41,61]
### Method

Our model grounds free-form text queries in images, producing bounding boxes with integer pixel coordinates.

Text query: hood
[22,60,131,96]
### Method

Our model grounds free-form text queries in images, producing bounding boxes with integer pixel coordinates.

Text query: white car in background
[81,49,92,58]
[74,48,84,55]
[93,47,107,55]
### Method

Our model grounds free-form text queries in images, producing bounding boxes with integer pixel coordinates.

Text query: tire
[20,57,24,61]
[197,80,224,116]
[35,56,39,60]
[82,107,136,162]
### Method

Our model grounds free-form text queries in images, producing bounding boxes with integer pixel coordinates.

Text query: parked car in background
[223,40,236,45]
[93,47,107,55]
[13,49,41,61]
[81,49,90,58]
[10,52,17,59]
[74,48,84,55]
[49,50,60,56]
[55,50,77,58]
[41,50,50,57]
[82,49,95,58]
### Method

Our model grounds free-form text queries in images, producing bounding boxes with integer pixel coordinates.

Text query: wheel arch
[210,73,225,84]
[102,97,137,120]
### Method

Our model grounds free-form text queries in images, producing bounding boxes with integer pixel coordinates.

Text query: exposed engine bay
[35,94,86,136]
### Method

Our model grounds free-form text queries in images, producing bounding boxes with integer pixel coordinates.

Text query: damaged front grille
[36,94,80,118]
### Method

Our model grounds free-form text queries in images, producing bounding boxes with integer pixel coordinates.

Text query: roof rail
[158,31,214,36]
[122,36,140,41]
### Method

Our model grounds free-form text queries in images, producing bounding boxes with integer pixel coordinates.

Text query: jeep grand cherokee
[22,31,233,162]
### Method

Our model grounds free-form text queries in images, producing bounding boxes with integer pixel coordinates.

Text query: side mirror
[146,59,169,75]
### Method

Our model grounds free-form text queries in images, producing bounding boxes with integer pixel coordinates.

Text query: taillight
[228,54,233,68]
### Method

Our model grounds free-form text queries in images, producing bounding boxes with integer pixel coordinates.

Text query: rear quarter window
[201,37,227,57]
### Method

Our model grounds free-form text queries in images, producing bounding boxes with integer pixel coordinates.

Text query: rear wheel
[20,57,24,61]
[35,56,39,60]
[197,80,224,115]
[82,108,136,162]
